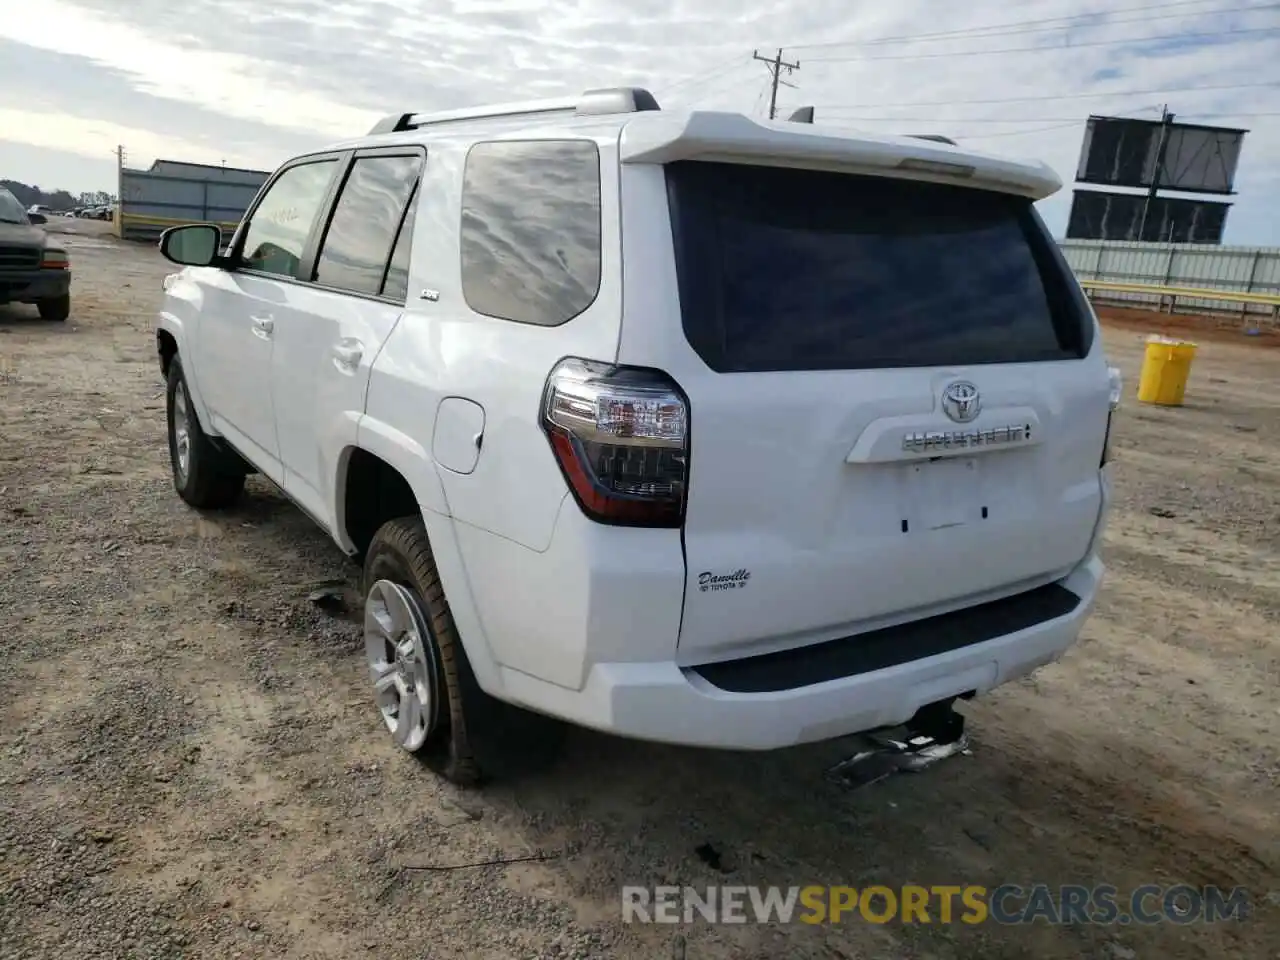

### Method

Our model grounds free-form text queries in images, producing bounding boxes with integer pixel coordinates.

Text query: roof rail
[907,134,958,146]
[367,87,660,136]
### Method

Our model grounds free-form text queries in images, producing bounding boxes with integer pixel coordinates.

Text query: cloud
[0,0,1276,241]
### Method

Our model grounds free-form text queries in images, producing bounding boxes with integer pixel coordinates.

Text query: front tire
[38,295,70,322]
[166,356,245,509]
[362,517,564,786]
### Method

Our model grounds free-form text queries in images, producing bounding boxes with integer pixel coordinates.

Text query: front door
[199,155,343,482]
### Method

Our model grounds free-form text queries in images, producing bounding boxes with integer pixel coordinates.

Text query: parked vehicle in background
[153,88,1120,786]
[0,187,72,321]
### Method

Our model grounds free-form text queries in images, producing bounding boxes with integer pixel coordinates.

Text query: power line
[819,100,1165,140]
[813,81,1279,111]
[802,26,1279,62]
[659,55,749,97]
[752,48,800,120]
[954,122,1089,139]
[785,0,1271,50]
[751,77,773,117]
[819,111,1280,123]
[673,64,762,107]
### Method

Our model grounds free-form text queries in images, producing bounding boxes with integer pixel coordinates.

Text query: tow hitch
[826,698,970,790]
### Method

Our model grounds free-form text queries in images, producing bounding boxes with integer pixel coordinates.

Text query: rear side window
[380,185,419,302]
[314,154,423,298]
[664,161,1092,373]
[460,140,602,326]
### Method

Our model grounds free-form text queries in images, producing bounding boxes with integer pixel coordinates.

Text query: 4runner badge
[699,569,751,593]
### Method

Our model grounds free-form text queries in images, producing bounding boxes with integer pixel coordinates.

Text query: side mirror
[160,224,224,267]
[28,212,47,225]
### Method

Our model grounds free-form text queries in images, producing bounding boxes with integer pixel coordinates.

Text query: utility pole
[753,48,800,120]
[114,144,125,232]
[1137,105,1174,242]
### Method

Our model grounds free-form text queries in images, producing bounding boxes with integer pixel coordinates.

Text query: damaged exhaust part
[827,698,971,790]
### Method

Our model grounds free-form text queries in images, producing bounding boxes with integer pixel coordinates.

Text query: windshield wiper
[0,217,27,224]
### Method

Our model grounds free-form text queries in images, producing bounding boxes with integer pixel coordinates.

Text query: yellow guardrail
[120,213,241,231]
[1079,279,1280,308]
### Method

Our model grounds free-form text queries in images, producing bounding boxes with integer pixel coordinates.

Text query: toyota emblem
[941,381,981,423]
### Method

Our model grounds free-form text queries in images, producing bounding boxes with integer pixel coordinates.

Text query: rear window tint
[664,161,1092,373]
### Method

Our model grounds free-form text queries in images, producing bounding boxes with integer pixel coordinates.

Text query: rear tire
[166,356,245,509]
[362,517,564,786]
[38,295,70,322]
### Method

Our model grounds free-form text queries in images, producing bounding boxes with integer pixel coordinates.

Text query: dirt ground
[1,220,1277,960]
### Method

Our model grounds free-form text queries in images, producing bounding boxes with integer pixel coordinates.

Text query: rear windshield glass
[664,161,1092,373]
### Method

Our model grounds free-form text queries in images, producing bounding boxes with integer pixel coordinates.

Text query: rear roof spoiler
[618,113,1061,200]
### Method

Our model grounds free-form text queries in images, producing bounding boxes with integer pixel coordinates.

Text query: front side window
[238,159,338,278]
[314,154,423,297]
[460,140,602,326]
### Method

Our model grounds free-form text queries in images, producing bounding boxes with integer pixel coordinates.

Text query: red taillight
[541,358,689,527]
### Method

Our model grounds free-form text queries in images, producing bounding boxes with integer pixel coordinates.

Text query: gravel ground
[1,219,1277,959]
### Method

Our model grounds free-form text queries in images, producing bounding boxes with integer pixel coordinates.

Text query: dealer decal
[699,569,751,593]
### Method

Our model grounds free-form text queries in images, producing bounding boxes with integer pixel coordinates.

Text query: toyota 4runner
[155,88,1120,785]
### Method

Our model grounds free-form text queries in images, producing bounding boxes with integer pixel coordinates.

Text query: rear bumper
[0,270,70,303]
[496,554,1104,750]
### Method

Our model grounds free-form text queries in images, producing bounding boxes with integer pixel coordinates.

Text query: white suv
[155,87,1118,785]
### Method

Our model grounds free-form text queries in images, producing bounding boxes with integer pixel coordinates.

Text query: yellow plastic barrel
[1137,336,1197,406]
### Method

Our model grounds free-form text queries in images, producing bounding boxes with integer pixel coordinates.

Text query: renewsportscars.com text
[621,884,1250,926]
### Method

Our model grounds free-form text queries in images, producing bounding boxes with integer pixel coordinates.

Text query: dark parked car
[0,188,71,321]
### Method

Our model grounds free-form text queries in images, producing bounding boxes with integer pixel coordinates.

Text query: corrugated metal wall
[1060,239,1280,317]
[117,160,270,244]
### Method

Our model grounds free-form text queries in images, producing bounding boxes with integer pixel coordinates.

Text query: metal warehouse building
[116,159,270,243]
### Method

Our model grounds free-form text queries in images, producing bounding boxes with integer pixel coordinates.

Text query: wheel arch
[338,424,504,695]
[156,312,215,433]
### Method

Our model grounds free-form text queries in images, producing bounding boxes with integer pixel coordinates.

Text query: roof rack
[907,134,958,146]
[368,87,661,136]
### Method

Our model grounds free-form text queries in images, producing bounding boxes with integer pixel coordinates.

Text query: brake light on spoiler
[541,358,689,527]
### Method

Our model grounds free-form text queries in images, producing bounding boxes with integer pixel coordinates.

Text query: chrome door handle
[332,340,363,371]
[250,315,274,339]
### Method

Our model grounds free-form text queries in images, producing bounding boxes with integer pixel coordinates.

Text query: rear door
[270,148,423,530]
[619,160,1110,662]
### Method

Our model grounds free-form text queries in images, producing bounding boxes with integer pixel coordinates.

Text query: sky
[0,0,1276,243]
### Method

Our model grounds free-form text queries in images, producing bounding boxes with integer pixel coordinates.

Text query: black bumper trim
[690,582,1082,694]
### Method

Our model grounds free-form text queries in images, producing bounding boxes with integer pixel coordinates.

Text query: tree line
[1,180,113,211]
